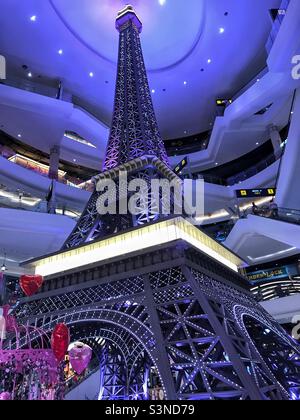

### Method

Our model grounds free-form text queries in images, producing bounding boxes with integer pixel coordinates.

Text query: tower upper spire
[103,6,169,171]
[116,5,143,33]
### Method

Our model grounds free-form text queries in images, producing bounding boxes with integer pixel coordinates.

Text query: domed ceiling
[0,0,281,139]
[50,0,206,72]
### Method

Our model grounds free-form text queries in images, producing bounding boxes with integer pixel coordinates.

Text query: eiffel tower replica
[15,6,299,400]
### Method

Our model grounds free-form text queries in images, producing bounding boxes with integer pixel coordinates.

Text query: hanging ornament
[0,392,11,400]
[19,275,44,297]
[2,305,18,333]
[69,342,92,375]
[51,324,70,362]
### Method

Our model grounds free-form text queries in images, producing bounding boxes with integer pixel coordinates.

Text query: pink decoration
[20,275,44,297]
[51,324,70,362]
[69,343,92,375]
[0,392,11,400]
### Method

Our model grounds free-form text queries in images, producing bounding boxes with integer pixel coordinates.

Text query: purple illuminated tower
[13,6,300,401]
[62,6,176,249]
[104,6,169,170]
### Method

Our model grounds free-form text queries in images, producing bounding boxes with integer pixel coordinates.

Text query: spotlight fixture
[28,72,33,78]
[207,59,212,64]
[30,15,37,22]
[219,27,225,34]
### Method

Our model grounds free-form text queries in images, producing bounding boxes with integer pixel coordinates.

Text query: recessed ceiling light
[58,49,63,55]
[18,134,22,138]
[158,0,166,5]
[30,16,37,22]
[207,59,212,64]
[219,27,225,34]
[257,78,260,82]
[215,163,219,166]
[151,89,155,94]
[256,142,259,145]
[28,72,33,78]
[184,81,187,85]
[89,72,94,78]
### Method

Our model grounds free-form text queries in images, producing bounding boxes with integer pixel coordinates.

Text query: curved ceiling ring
[48,0,206,73]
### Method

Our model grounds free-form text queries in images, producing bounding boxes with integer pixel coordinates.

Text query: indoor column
[48,145,60,180]
[268,124,282,154]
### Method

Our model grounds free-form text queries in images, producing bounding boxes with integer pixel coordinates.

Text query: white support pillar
[268,124,282,153]
[49,145,60,181]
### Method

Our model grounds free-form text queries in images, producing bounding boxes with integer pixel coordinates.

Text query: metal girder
[13,264,300,400]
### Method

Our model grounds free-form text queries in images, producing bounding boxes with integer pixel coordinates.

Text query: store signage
[174,157,188,175]
[247,267,288,284]
[216,99,232,106]
[236,188,276,198]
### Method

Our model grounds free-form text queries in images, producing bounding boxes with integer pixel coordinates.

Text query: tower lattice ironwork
[12,6,300,400]
[104,6,169,171]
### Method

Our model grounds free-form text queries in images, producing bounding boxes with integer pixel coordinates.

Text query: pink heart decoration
[69,342,93,375]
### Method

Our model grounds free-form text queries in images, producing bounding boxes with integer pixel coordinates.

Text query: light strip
[27,218,242,277]
[240,197,273,211]
[251,280,300,290]
[195,210,230,223]
[0,190,40,207]
[247,247,297,262]
[8,154,66,177]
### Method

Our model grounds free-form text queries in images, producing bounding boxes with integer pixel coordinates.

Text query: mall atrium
[0,0,300,402]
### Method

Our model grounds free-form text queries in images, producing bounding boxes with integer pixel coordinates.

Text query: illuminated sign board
[174,157,188,175]
[216,99,233,106]
[247,267,288,284]
[236,188,276,199]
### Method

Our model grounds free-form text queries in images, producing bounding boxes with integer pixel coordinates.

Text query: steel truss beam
[13,260,300,400]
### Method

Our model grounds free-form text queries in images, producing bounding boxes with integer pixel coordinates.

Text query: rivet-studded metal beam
[13,260,300,400]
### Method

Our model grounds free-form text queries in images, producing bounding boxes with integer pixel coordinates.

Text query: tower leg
[182,266,264,400]
[143,275,178,400]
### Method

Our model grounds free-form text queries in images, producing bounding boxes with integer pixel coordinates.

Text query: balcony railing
[266,0,291,54]
[184,148,283,187]
[253,206,300,226]
[251,278,300,302]
[0,76,59,99]
[0,75,105,128]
